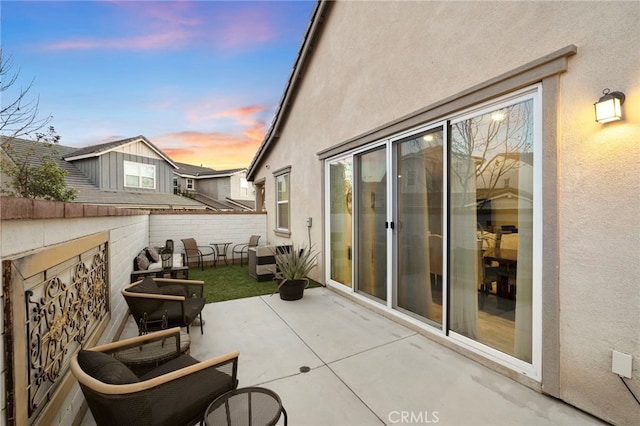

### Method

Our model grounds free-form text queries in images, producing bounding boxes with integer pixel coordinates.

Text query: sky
[1,0,316,170]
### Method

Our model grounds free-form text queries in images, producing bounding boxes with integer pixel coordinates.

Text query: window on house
[186,178,194,190]
[275,170,290,231]
[124,161,155,189]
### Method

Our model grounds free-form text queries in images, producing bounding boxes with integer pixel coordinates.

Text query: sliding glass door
[449,97,534,363]
[395,127,444,325]
[325,86,540,376]
[328,158,353,286]
[356,147,387,301]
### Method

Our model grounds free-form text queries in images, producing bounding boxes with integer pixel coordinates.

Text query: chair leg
[199,312,204,334]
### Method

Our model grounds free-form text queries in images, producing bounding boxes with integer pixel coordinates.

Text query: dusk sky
[1,0,316,169]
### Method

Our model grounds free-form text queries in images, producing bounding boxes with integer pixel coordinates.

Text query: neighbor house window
[274,168,290,232]
[124,161,155,189]
[186,178,195,190]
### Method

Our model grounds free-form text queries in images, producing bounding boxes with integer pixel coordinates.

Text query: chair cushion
[139,354,199,380]
[160,284,187,297]
[146,247,160,262]
[136,253,150,271]
[77,350,140,384]
[140,355,237,426]
[126,277,164,317]
[130,276,161,295]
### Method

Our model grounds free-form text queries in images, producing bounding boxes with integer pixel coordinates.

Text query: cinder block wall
[149,211,268,262]
[0,198,150,426]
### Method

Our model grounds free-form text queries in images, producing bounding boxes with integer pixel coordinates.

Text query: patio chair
[181,238,216,270]
[477,240,503,309]
[232,235,261,266]
[70,327,239,426]
[122,277,206,334]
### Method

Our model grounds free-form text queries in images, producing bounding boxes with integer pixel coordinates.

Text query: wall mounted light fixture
[594,88,625,123]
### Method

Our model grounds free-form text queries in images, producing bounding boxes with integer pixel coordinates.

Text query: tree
[1,127,77,201]
[0,50,76,201]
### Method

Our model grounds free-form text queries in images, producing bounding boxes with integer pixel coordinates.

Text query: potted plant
[271,244,318,300]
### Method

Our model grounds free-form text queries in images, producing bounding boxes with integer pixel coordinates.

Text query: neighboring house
[0,135,207,210]
[173,161,255,211]
[246,1,639,425]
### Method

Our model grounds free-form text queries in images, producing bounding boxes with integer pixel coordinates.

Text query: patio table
[211,242,232,266]
[204,387,287,426]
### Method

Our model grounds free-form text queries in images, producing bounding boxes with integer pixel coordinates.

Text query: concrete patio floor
[82,287,604,425]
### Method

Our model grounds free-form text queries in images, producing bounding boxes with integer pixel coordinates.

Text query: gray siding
[96,152,173,193]
[73,157,101,185]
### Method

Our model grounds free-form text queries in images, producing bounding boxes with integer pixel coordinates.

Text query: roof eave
[64,136,178,169]
[246,0,331,181]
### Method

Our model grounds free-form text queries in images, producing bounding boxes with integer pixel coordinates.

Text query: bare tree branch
[0,49,53,138]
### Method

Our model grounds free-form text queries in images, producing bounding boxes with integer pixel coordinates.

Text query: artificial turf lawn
[188,264,321,303]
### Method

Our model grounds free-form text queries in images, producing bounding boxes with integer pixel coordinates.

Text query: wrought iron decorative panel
[2,232,110,425]
[25,243,108,419]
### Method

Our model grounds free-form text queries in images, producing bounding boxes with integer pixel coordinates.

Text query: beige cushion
[136,253,150,270]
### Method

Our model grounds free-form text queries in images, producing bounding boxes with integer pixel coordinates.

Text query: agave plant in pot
[271,244,318,301]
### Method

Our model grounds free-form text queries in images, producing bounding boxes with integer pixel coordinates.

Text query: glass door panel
[356,147,387,301]
[396,128,443,325]
[329,158,353,286]
[449,98,534,363]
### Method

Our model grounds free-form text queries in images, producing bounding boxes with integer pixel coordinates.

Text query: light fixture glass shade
[594,89,625,123]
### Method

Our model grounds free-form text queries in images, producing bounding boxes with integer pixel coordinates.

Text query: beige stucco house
[246,1,640,424]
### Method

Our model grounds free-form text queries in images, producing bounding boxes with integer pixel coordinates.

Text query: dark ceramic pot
[278,279,307,301]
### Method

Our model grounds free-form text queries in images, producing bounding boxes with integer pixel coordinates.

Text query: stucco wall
[250,1,640,424]
[229,172,254,201]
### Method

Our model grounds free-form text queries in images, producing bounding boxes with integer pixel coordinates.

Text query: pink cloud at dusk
[215,7,276,49]
[40,2,280,52]
[155,123,266,170]
[44,30,193,51]
[185,103,266,128]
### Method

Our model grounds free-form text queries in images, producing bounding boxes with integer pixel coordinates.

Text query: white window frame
[124,160,156,189]
[446,86,542,381]
[186,178,195,190]
[274,167,291,234]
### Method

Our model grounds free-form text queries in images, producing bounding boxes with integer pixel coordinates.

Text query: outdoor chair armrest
[197,245,215,255]
[232,242,249,251]
[126,278,204,298]
[92,327,182,356]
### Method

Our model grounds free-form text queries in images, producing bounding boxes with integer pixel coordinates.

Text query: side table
[204,387,287,426]
[211,242,232,266]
